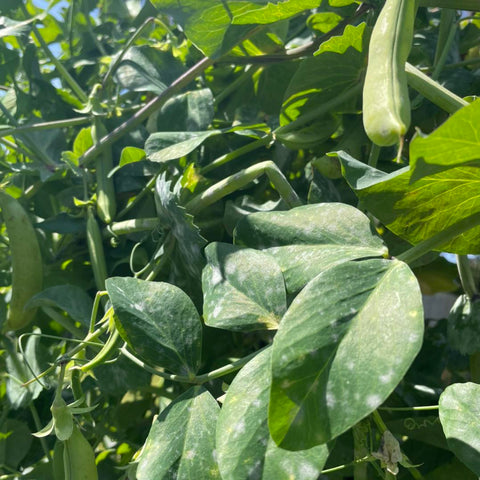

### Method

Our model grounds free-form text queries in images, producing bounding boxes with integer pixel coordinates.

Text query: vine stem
[320,456,374,475]
[185,160,302,214]
[20,2,88,103]
[0,117,90,138]
[120,345,269,384]
[379,405,438,412]
[397,213,480,265]
[79,56,215,167]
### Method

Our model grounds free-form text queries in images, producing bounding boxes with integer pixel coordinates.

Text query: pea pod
[0,190,43,330]
[62,424,98,480]
[92,118,116,224]
[362,0,416,146]
[86,207,108,291]
[51,395,74,441]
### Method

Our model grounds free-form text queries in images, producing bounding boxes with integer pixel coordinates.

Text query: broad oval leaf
[136,386,220,480]
[269,258,424,449]
[105,277,202,376]
[202,243,286,331]
[234,203,387,293]
[217,348,329,480]
[439,382,480,476]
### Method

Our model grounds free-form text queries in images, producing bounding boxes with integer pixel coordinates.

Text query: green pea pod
[362,0,416,146]
[63,424,98,480]
[53,440,66,480]
[92,118,116,224]
[0,190,43,330]
[86,207,108,292]
[51,395,74,441]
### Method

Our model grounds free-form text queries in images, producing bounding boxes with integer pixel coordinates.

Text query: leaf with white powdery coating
[202,242,286,331]
[106,277,202,377]
[269,258,424,449]
[136,386,220,480]
[439,382,480,476]
[234,203,387,293]
[216,347,329,480]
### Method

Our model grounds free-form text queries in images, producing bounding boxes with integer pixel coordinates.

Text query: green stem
[456,255,478,299]
[103,17,172,87]
[0,117,90,138]
[117,175,158,219]
[214,65,261,105]
[405,62,468,114]
[353,420,370,480]
[397,213,480,265]
[29,403,53,467]
[20,3,88,103]
[107,217,159,236]
[79,56,215,167]
[371,410,388,433]
[367,144,381,168]
[433,9,457,79]
[201,134,273,174]
[185,160,302,214]
[89,291,108,333]
[320,456,374,475]
[120,345,268,384]
[379,405,439,412]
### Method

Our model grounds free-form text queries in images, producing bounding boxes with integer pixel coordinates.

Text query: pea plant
[1,0,480,478]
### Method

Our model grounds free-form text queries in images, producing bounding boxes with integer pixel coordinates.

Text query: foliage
[0,0,480,479]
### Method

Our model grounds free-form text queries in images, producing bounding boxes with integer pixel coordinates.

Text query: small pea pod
[51,395,74,441]
[362,0,416,146]
[86,207,108,292]
[53,441,66,480]
[92,118,116,224]
[63,424,98,480]
[0,190,43,330]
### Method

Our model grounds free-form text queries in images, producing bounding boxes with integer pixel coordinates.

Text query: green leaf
[307,12,342,34]
[154,174,206,279]
[26,285,93,327]
[114,46,184,95]
[105,277,202,376]
[280,28,366,126]
[338,151,480,254]
[216,347,329,479]
[232,0,321,25]
[136,386,221,480]
[234,203,387,293]
[447,295,480,355]
[0,419,32,469]
[145,130,222,163]
[202,242,286,331]
[439,382,480,476]
[410,99,480,181]
[154,89,214,132]
[269,259,424,449]
[315,23,366,55]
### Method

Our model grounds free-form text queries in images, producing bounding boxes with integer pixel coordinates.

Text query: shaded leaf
[136,386,220,479]
[439,382,480,476]
[269,259,424,449]
[106,277,202,376]
[26,285,93,327]
[217,347,329,480]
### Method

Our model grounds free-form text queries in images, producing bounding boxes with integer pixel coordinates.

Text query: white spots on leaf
[225,262,237,276]
[379,370,393,384]
[326,392,336,408]
[346,360,355,371]
[211,267,223,287]
[211,305,221,319]
[233,419,246,438]
[252,399,262,408]
[184,450,196,460]
[408,332,420,343]
[366,394,381,409]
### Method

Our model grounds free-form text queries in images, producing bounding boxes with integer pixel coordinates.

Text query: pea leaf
[202,243,286,331]
[105,277,202,376]
[439,382,480,476]
[338,150,480,254]
[216,348,329,479]
[234,203,387,293]
[145,130,222,164]
[136,386,220,480]
[269,259,424,449]
[26,285,93,327]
